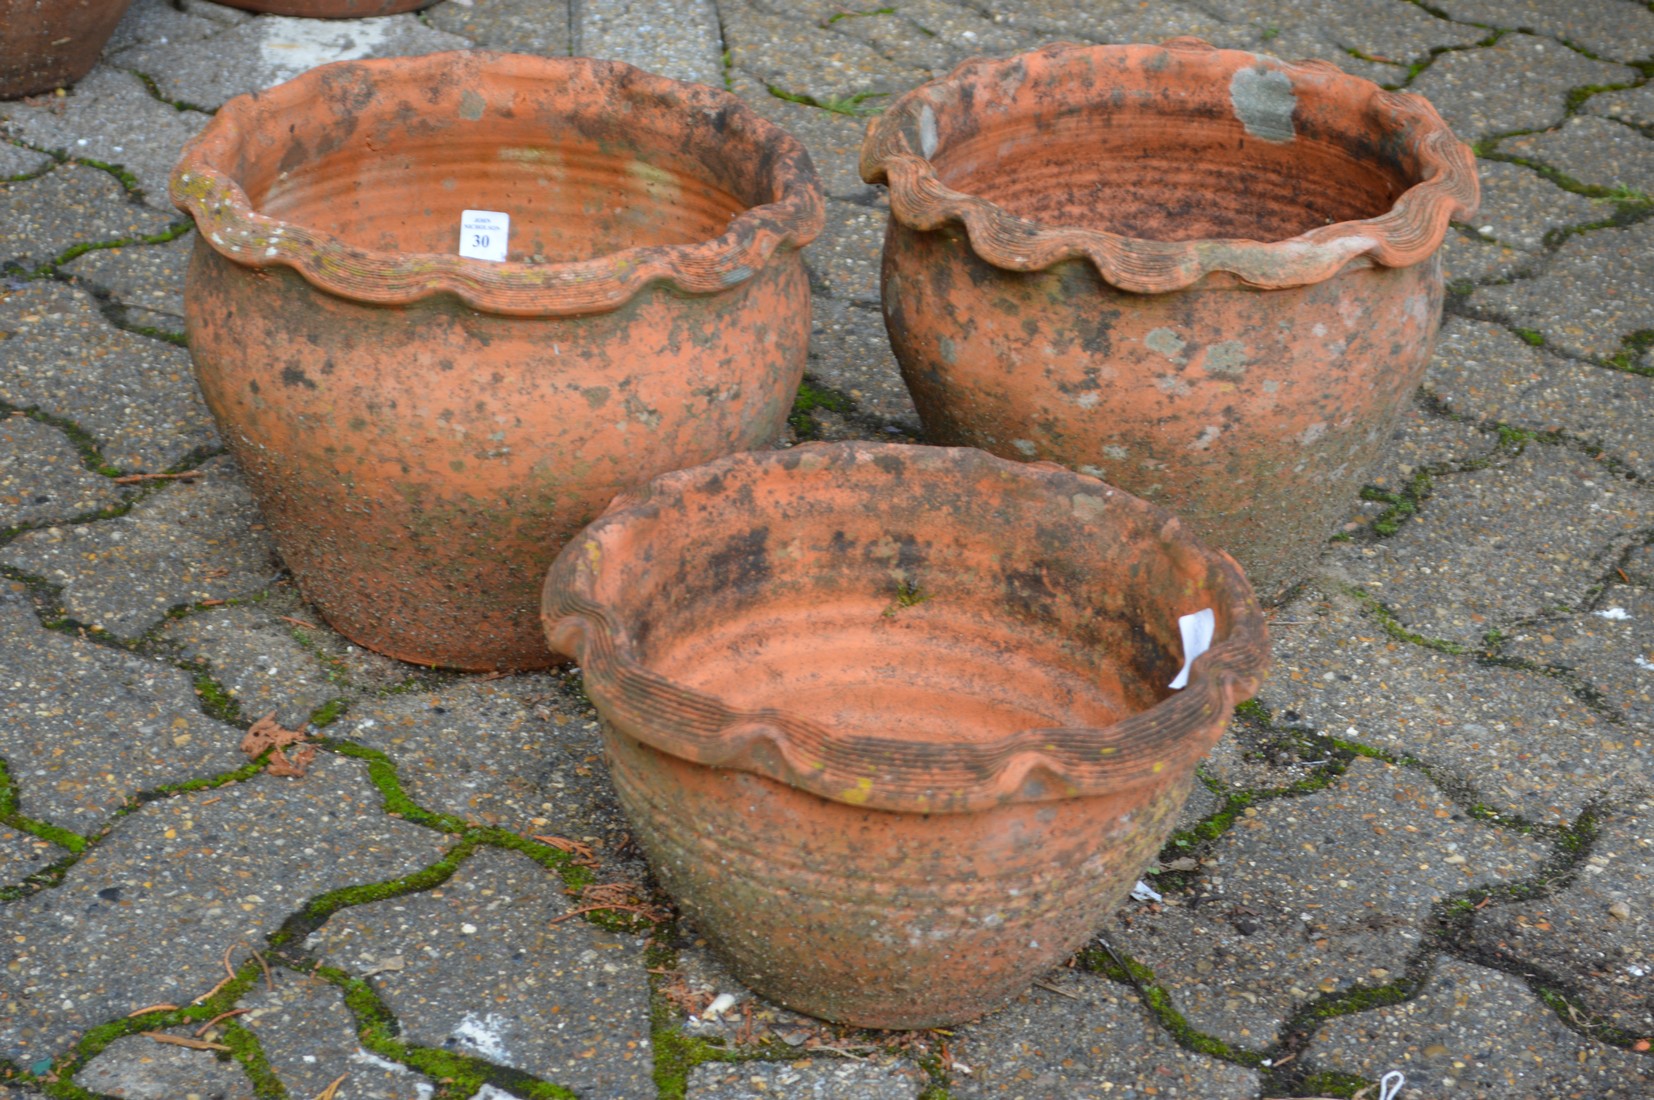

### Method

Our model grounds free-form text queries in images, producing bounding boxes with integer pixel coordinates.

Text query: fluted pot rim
[544,442,1271,815]
[170,50,825,318]
[860,37,1479,294]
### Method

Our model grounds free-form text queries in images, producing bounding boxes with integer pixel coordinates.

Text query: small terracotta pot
[210,1,434,15]
[171,52,823,670]
[0,0,132,99]
[861,39,1479,602]
[544,442,1268,1027]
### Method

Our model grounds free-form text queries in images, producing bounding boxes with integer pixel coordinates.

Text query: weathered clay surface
[863,39,1478,603]
[173,51,823,669]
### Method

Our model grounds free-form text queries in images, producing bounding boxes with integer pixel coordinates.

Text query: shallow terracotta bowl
[544,442,1269,1027]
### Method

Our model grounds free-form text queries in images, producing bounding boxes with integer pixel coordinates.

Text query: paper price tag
[1168,607,1215,690]
[459,210,510,262]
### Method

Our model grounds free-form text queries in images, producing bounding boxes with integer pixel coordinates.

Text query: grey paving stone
[951,970,1261,1099]
[116,13,471,112]
[1256,588,1638,823]
[1626,543,1654,587]
[1472,218,1654,363]
[805,298,918,434]
[0,416,124,532]
[1340,406,1503,533]
[1459,160,1607,253]
[156,597,413,731]
[1333,442,1650,643]
[1430,0,1654,64]
[426,0,569,54]
[948,0,1250,51]
[689,1058,925,1099]
[0,66,213,206]
[73,1028,255,1098]
[576,0,722,87]
[727,69,877,203]
[0,162,175,273]
[0,825,68,887]
[305,844,654,1097]
[1410,35,1635,143]
[720,0,918,101]
[1468,796,1654,1034]
[1506,583,1654,732]
[176,0,255,25]
[104,0,227,58]
[0,281,217,472]
[1500,115,1654,193]
[811,0,1046,80]
[1198,0,1485,63]
[1586,82,1654,131]
[1302,956,1652,1099]
[240,970,437,1100]
[805,197,884,304]
[0,755,451,1065]
[60,229,193,327]
[0,586,247,834]
[665,934,828,1048]
[1427,317,1654,475]
[2,457,281,641]
[1252,24,1410,85]
[1438,227,1541,286]
[0,141,51,180]
[332,674,614,835]
[1108,757,1548,1049]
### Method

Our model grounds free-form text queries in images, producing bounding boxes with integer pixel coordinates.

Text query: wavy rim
[170,51,825,317]
[543,443,1271,815]
[860,37,1479,294]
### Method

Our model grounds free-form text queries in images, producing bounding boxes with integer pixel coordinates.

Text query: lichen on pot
[861,38,1479,603]
[171,51,823,670]
[543,442,1269,1028]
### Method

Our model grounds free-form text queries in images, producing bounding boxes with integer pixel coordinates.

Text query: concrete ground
[2,0,1652,1096]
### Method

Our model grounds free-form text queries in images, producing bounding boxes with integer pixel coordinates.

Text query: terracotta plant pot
[210,1,435,16]
[0,0,132,99]
[544,442,1269,1027]
[861,38,1479,603]
[171,52,823,670]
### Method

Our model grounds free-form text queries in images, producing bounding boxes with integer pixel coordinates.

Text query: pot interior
[927,65,1416,243]
[252,131,748,262]
[591,449,1232,747]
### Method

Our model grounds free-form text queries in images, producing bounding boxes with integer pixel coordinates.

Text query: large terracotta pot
[861,38,1479,603]
[0,0,132,99]
[171,52,823,670]
[543,442,1269,1027]
[211,1,435,15]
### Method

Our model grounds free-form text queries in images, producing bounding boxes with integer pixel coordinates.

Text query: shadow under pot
[861,37,1479,604]
[543,441,1269,1028]
[171,51,823,671]
[208,1,436,14]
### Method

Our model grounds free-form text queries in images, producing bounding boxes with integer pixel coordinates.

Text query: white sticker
[1168,607,1215,690]
[459,209,509,262]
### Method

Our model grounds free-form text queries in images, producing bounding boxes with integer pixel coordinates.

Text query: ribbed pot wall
[544,442,1271,1026]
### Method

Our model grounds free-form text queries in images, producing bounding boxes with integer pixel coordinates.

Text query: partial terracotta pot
[544,442,1269,1027]
[861,38,1479,603]
[0,0,132,99]
[211,1,433,15]
[171,52,823,670]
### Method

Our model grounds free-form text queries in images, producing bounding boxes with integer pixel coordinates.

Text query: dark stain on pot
[706,527,771,596]
[1002,566,1057,621]
[281,364,318,390]
[872,452,906,476]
